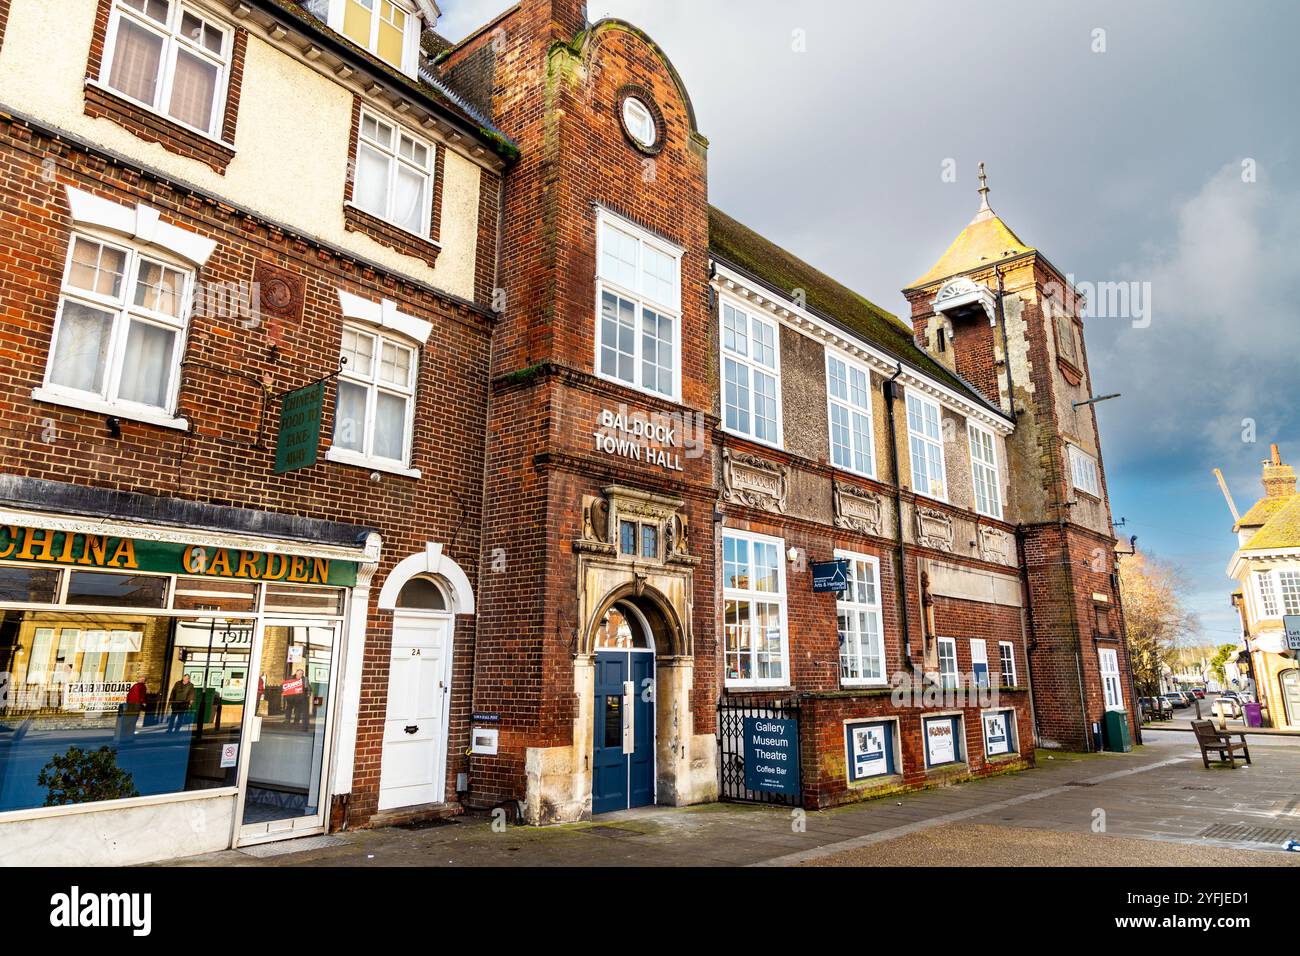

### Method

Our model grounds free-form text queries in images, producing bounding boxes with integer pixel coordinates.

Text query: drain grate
[238,834,349,858]
[1198,823,1298,845]
[1063,781,1096,787]
[1182,786,1217,792]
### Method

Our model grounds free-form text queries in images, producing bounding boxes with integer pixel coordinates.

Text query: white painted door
[378,614,450,811]
[1099,648,1123,711]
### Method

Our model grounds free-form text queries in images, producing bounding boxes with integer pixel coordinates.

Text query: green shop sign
[0,525,357,587]
[274,381,325,474]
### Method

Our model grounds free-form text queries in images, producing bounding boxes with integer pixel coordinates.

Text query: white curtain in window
[50,303,114,394]
[108,18,164,105]
[392,165,425,233]
[334,380,367,451]
[355,146,390,218]
[118,320,175,408]
[374,392,406,460]
[168,48,218,131]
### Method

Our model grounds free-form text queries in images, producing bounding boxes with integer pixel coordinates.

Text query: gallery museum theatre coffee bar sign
[0,514,372,866]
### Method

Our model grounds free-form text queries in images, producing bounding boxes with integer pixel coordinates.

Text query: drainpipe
[882,364,915,671]
[1014,524,1042,747]
[1058,512,1093,752]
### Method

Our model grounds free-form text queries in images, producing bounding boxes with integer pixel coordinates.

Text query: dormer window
[337,0,416,72]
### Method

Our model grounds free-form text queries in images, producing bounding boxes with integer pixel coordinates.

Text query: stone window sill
[84,79,236,173]
[344,203,441,268]
[32,386,189,431]
[326,445,421,479]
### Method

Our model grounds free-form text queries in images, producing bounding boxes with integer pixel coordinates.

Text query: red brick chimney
[1262,443,1297,498]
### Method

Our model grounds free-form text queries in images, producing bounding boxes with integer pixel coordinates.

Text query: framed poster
[983,710,1014,756]
[924,715,960,767]
[845,720,894,782]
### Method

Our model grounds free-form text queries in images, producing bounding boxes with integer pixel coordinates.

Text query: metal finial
[977,161,990,210]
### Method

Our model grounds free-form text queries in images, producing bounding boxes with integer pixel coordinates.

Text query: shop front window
[0,535,352,821]
[0,611,246,812]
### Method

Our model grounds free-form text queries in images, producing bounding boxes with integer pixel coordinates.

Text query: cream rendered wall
[0,0,483,301]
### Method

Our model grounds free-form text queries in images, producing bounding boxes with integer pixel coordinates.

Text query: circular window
[621,97,656,148]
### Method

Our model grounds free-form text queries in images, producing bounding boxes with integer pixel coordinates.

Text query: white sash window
[43,232,192,419]
[100,0,231,137]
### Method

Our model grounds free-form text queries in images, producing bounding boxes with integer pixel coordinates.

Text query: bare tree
[1118,551,1201,696]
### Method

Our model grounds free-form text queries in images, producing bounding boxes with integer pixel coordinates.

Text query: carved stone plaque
[915,506,954,552]
[722,448,788,514]
[833,481,883,536]
[978,525,1013,565]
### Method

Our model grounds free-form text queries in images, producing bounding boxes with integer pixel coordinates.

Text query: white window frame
[970,637,989,688]
[350,109,436,239]
[621,97,656,148]
[967,421,1002,519]
[328,323,420,478]
[97,0,233,141]
[936,636,958,690]
[719,293,782,447]
[1280,570,1300,616]
[1099,647,1124,711]
[1068,444,1102,498]
[998,640,1017,686]
[905,390,948,501]
[37,229,194,430]
[721,529,790,688]
[826,352,875,477]
[834,550,885,688]
[1255,571,1279,618]
[593,208,682,402]
[329,0,421,76]
[1255,568,1300,619]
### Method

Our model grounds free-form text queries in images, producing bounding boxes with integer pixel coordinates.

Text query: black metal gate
[716,695,802,805]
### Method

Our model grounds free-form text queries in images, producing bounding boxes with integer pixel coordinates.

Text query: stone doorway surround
[522,485,717,824]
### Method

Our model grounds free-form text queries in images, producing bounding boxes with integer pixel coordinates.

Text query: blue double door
[592,650,655,814]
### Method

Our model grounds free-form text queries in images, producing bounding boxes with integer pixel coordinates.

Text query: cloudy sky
[441,1,1300,647]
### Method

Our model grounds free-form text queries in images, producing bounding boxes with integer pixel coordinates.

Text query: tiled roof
[908,206,1034,289]
[1242,495,1300,551]
[1235,494,1291,531]
[708,206,1004,415]
[261,0,518,160]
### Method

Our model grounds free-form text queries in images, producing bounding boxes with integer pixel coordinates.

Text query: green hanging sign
[274,381,325,474]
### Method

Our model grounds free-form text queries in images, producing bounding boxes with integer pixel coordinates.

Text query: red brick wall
[0,113,492,825]
[799,691,1034,809]
[464,0,717,808]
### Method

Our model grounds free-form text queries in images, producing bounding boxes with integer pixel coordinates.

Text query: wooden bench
[1192,719,1251,769]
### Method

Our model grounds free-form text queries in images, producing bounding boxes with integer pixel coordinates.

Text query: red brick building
[0,0,1135,861]
[0,0,512,863]
[439,0,1134,820]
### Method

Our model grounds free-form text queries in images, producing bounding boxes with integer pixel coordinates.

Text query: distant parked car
[1164,693,1189,709]
[1213,695,1243,719]
[1141,696,1173,720]
[1177,691,1199,706]
[1191,688,1206,699]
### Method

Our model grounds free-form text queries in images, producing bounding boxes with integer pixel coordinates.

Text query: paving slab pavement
[164,734,1300,867]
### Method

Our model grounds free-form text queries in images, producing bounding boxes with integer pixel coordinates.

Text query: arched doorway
[378,575,453,811]
[591,601,656,813]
